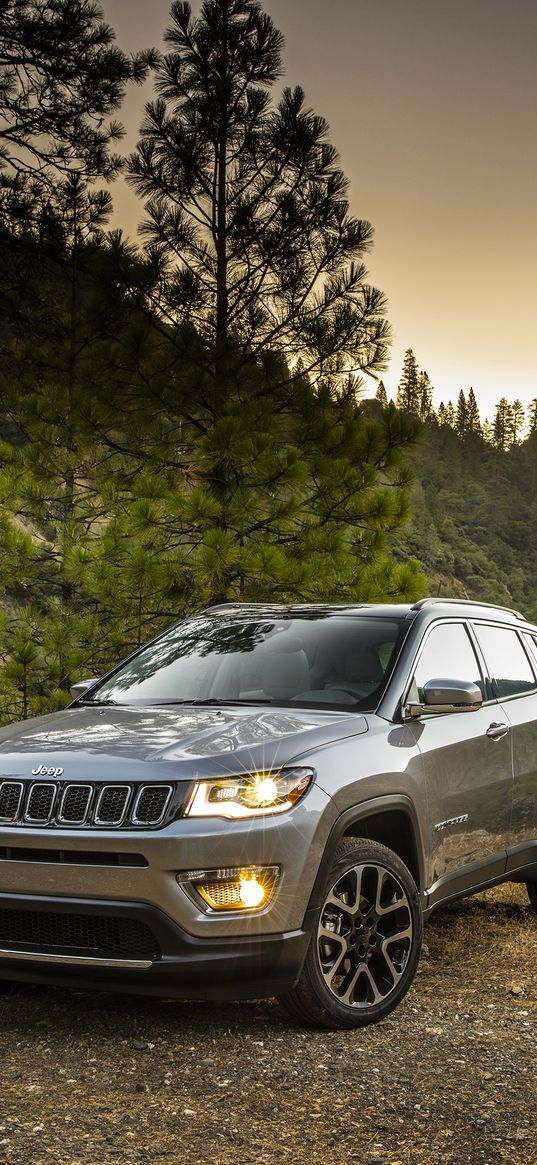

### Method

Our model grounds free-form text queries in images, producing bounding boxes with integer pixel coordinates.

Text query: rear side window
[473,625,537,699]
[522,633,537,670]
[409,622,483,704]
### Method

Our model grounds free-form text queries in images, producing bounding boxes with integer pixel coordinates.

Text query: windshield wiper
[77,698,119,706]
[153,698,273,707]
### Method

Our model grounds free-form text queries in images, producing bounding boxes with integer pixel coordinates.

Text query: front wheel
[279,839,422,1029]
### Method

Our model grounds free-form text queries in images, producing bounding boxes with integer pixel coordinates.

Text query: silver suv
[1,597,536,1029]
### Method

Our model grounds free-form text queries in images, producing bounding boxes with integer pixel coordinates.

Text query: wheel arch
[303,795,425,928]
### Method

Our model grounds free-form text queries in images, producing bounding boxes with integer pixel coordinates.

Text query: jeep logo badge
[31,764,64,778]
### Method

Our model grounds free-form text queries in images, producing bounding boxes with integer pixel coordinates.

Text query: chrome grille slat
[0,781,23,822]
[0,779,177,829]
[132,785,173,826]
[24,783,56,824]
[59,784,93,825]
[95,785,131,826]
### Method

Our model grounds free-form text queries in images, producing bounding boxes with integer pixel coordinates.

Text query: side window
[473,625,537,699]
[522,633,537,670]
[408,622,483,704]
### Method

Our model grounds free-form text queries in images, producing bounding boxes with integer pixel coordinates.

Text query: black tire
[279,838,422,1030]
[526,879,537,913]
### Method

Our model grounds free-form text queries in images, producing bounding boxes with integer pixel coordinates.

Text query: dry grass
[0,883,535,1165]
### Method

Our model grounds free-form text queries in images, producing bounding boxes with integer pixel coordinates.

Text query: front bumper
[0,891,309,998]
[0,785,335,997]
[0,784,334,938]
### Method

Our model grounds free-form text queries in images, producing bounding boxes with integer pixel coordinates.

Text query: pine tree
[527,399,537,435]
[418,371,434,421]
[0,0,156,182]
[121,0,421,607]
[376,380,388,407]
[396,349,420,413]
[510,399,525,445]
[0,182,182,716]
[0,0,427,718]
[455,390,467,438]
[465,388,481,434]
[492,397,513,451]
[128,0,389,383]
[443,401,456,428]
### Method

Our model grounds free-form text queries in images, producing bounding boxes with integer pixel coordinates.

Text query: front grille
[0,779,177,831]
[0,907,161,961]
[25,784,56,823]
[0,782,23,822]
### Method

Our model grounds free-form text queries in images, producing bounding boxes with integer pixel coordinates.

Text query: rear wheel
[279,839,422,1029]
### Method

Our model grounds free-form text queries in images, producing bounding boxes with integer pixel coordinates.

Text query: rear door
[471,622,537,874]
[406,620,513,904]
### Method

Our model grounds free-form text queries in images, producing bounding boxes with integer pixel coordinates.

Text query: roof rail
[411,597,525,620]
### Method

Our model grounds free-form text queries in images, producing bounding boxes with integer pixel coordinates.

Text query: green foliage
[0,1,426,722]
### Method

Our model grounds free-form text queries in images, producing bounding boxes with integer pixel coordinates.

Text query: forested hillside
[384,351,537,620]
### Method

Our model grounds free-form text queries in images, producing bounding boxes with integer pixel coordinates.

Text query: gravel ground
[0,883,535,1165]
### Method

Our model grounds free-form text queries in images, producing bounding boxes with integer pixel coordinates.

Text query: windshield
[87,614,406,712]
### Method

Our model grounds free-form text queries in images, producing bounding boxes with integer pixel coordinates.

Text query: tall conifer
[396,349,420,412]
[418,371,433,421]
[527,399,537,435]
[465,388,481,434]
[123,0,423,606]
[455,390,467,438]
[492,397,513,451]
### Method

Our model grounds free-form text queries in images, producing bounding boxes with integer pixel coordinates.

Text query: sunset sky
[104,0,537,418]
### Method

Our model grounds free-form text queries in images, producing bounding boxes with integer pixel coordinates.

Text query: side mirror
[70,678,101,702]
[405,678,482,719]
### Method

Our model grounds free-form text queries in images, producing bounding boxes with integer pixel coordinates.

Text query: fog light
[177,865,280,912]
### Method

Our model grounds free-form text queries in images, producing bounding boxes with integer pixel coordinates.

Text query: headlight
[185,767,314,818]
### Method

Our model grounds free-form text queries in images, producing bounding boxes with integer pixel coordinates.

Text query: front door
[407,620,513,904]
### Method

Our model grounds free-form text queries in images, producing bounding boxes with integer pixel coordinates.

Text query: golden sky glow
[104,0,537,417]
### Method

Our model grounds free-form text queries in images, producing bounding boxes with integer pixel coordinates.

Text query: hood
[0,704,368,780]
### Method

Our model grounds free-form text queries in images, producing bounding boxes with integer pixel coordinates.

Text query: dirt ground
[0,883,535,1165]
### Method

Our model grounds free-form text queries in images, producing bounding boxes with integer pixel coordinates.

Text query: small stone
[421,943,430,956]
[510,986,524,996]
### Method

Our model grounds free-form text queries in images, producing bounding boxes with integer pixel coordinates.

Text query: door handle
[486,722,510,741]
